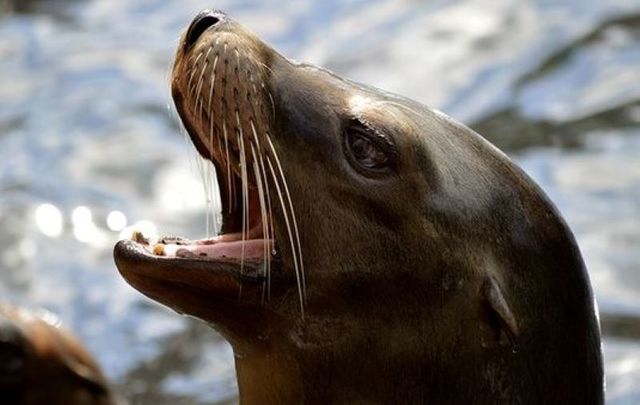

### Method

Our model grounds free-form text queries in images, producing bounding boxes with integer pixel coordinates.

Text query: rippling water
[1,0,638,403]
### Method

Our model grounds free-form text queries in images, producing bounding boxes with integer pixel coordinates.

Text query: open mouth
[113,79,278,291]
[115,14,278,295]
[119,152,276,267]
[113,166,275,299]
[114,10,306,312]
[113,117,278,302]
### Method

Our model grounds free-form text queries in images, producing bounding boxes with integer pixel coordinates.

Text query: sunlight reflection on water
[1,0,639,403]
[35,203,63,237]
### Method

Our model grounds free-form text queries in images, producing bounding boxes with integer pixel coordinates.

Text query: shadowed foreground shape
[114,10,603,404]
[0,304,115,405]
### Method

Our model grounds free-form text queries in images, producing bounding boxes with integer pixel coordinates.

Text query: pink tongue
[166,239,271,260]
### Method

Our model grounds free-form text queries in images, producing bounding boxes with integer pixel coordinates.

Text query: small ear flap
[480,275,519,350]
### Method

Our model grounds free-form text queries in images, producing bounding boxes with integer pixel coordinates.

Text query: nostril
[185,10,221,48]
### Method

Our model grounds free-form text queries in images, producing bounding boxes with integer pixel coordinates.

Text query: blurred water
[0,0,638,403]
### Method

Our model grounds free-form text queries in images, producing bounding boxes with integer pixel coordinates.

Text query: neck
[233,345,303,404]
[232,338,437,404]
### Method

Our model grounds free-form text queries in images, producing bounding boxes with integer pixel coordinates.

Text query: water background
[1,0,639,403]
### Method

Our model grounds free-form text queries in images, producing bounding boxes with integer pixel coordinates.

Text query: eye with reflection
[344,120,396,175]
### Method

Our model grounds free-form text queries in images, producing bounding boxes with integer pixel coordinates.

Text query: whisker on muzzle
[266,149,305,317]
[250,144,271,302]
[175,32,306,316]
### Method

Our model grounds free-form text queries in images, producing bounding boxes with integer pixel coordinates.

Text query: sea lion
[114,10,604,404]
[0,304,115,405]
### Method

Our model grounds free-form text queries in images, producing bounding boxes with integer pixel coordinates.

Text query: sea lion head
[0,305,115,405]
[114,10,602,403]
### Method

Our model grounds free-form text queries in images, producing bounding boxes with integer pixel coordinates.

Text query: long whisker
[195,48,212,124]
[237,112,249,278]
[187,51,204,97]
[261,161,274,301]
[208,54,222,155]
[256,60,274,76]
[205,57,224,233]
[250,144,270,303]
[208,167,221,235]
[266,154,304,317]
[242,62,274,301]
[246,70,259,110]
[222,119,233,213]
[266,135,306,303]
[249,119,272,301]
[219,44,234,215]
[261,82,276,120]
[207,54,218,127]
[194,154,214,236]
[194,54,209,106]
[184,39,302,310]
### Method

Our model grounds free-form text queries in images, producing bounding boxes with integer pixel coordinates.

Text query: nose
[185,10,222,48]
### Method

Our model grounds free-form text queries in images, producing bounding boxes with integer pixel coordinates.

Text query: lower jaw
[114,241,271,344]
[113,237,270,306]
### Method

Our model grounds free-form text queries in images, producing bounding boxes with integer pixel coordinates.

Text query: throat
[234,347,305,405]
[231,341,432,404]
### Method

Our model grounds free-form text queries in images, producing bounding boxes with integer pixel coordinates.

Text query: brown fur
[0,304,115,405]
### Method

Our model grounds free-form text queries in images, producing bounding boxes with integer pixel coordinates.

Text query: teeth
[153,244,165,256]
[131,230,149,245]
[158,236,192,246]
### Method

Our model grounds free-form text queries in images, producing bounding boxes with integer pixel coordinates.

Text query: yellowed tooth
[131,230,149,245]
[153,244,165,256]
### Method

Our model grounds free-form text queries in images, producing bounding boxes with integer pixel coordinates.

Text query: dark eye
[344,121,395,174]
